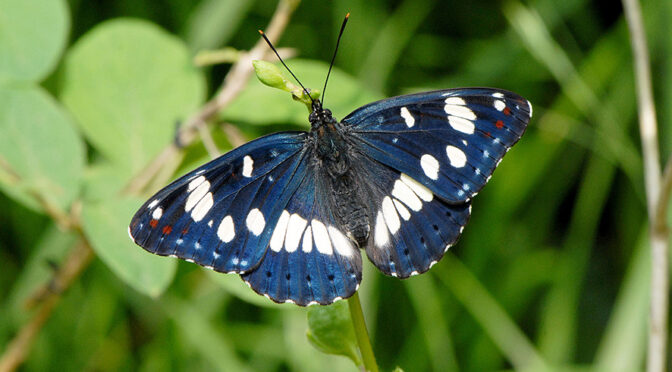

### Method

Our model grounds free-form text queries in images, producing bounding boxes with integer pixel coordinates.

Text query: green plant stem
[621,0,668,371]
[347,293,379,372]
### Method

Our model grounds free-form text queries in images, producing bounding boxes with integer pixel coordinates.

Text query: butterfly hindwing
[344,88,532,203]
[241,163,362,306]
[129,132,309,274]
[354,159,472,278]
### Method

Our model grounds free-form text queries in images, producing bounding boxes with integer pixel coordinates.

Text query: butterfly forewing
[344,88,532,203]
[129,132,309,274]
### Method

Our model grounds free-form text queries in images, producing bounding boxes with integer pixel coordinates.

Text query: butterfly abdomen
[310,115,371,247]
[329,171,370,246]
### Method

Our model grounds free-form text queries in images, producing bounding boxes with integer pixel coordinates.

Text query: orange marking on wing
[162,225,173,234]
[495,120,504,129]
[503,107,511,116]
[149,219,158,228]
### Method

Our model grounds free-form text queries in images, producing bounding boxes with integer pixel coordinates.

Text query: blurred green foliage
[0,0,668,371]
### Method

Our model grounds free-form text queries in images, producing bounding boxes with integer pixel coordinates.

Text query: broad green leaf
[205,269,293,309]
[306,300,360,366]
[61,19,205,176]
[0,0,69,83]
[0,86,84,212]
[222,59,380,128]
[81,196,176,297]
[81,162,129,202]
[183,0,254,52]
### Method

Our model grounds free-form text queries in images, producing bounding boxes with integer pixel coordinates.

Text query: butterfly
[128,19,532,306]
[129,85,531,305]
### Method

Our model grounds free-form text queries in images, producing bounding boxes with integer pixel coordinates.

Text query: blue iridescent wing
[129,132,309,274]
[241,162,362,306]
[356,159,472,278]
[344,88,532,203]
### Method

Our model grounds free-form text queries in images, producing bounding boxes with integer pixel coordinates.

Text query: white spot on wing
[444,97,465,105]
[444,102,476,120]
[148,199,159,209]
[328,226,353,257]
[185,179,210,211]
[392,180,422,211]
[420,154,440,180]
[246,208,265,236]
[492,92,504,98]
[242,155,254,177]
[285,213,308,252]
[400,173,433,202]
[374,211,389,248]
[127,226,134,242]
[400,107,415,128]
[270,210,290,251]
[527,100,533,117]
[191,192,213,221]
[188,175,205,192]
[382,196,401,234]
[448,116,475,134]
[494,99,506,111]
[302,226,313,253]
[393,199,411,220]
[311,220,332,255]
[152,207,163,220]
[446,146,467,168]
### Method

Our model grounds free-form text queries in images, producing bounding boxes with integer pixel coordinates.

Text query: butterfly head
[309,100,338,130]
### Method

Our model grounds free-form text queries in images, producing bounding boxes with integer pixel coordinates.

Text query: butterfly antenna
[321,13,350,107]
[258,30,316,107]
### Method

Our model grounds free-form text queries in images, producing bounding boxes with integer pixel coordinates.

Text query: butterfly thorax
[308,104,371,246]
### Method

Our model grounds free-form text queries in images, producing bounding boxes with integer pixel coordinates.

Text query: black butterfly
[128,20,532,306]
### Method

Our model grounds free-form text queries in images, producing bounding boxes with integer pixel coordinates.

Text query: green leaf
[205,269,293,309]
[306,300,361,365]
[81,196,176,297]
[253,60,290,91]
[0,86,84,212]
[222,59,380,128]
[81,162,129,202]
[60,19,206,176]
[183,0,254,52]
[0,0,69,84]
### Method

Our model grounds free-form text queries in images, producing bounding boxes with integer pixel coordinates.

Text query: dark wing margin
[128,131,309,275]
[343,88,532,204]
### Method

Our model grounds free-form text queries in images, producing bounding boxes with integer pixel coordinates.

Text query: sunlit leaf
[61,19,206,176]
[183,0,254,52]
[81,196,176,297]
[0,0,69,83]
[306,300,361,366]
[0,86,84,212]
